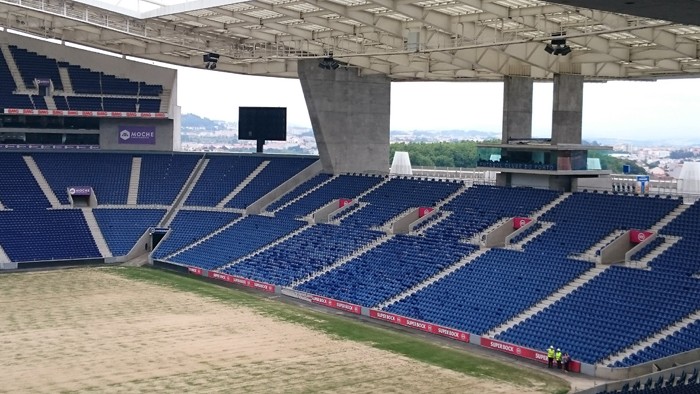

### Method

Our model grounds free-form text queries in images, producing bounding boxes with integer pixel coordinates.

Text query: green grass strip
[107,266,570,394]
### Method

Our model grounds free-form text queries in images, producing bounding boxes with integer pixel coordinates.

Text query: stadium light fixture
[203,53,220,70]
[544,33,572,56]
[318,53,340,70]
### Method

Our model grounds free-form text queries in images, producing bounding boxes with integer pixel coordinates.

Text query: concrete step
[627,235,682,269]
[602,309,700,366]
[510,222,555,250]
[82,208,113,258]
[650,204,691,232]
[23,156,62,208]
[467,217,510,245]
[485,266,608,337]
[161,157,209,227]
[270,175,339,214]
[217,161,270,208]
[292,234,395,288]
[0,44,25,90]
[58,67,74,93]
[377,248,490,309]
[127,157,142,205]
[217,223,314,271]
[533,192,572,220]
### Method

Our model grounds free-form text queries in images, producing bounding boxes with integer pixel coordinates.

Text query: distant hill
[181,113,228,131]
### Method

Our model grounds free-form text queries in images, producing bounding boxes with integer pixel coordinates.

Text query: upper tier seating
[185,155,265,206]
[386,248,593,335]
[94,208,165,256]
[0,209,100,262]
[274,175,385,218]
[296,235,476,307]
[496,266,700,364]
[0,51,33,110]
[339,178,462,229]
[265,173,333,212]
[224,157,317,209]
[168,216,306,270]
[525,193,681,257]
[649,202,700,276]
[422,185,561,242]
[32,152,133,205]
[222,224,384,286]
[9,46,64,91]
[137,154,200,205]
[152,210,241,259]
[0,153,50,209]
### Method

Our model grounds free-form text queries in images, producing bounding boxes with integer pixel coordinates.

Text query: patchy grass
[108,266,570,394]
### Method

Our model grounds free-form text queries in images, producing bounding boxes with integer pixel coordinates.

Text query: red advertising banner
[630,230,653,244]
[206,271,275,293]
[187,266,203,276]
[480,338,581,373]
[339,198,353,208]
[369,310,470,343]
[418,207,434,218]
[513,217,532,229]
[3,108,168,118]
[310,295,362,314]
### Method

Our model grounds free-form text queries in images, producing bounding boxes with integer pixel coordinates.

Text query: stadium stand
[649,202,700,275]
[496,266,700,364]
[222,223,384,286]
[612,320,700,367]
[168,215,306,270]
[421,185,561,242]
[296,235,476,307]
[0,153,51,209]
[137,154,200,205]
[337,178,462,228]
[152,210,241,258]
[9,45,64,91]
[385,248,593,335]
[274,174,384,218]
[93,208,165,256]
[0,51,33,110]
[184,155,265,207]
[596,368,700,393]
[0,209,100,262]
[32,152,133,205]
[224,157,317,209]
[265,173,333,212]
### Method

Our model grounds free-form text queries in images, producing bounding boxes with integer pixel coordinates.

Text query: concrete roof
[1,0,699,80]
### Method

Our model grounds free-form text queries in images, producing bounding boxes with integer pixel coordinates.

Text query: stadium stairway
[508,222,555,250]
[23,156,62,208]
[602,309,700,366]
[626,235,682,269]
[163,215,246,260]
[376,248,490,309]
[127,157,141,205]
[81,208,112,257]
[0,244,10,265]
[215,222,315,271]
[58,67,73,93]
[326,177,392,223]
[650,203,691,232]
[0,44,25,90]
[161,157,209,227]
[291,233,395,287]
[0,199,5,210]
[484,266,608,337]
[410,183,470,235]
[268,175,339,214]
[43,96,56,110]
[533,192,572,219]
[159,89,171,112]
[572,230,628,263]
[217,161,270,208]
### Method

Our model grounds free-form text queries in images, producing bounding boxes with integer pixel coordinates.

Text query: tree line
[390,141,646,174]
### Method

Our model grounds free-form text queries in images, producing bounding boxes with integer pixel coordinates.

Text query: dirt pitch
[0,268,561,393]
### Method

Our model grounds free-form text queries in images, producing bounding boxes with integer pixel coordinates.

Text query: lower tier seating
[94,209,165,256]
[152,210,241,259]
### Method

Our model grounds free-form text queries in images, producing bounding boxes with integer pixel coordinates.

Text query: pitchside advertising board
[186,267,276,293]
[118,125,156,145]
[369,310,470,343]
[480,338,581,373]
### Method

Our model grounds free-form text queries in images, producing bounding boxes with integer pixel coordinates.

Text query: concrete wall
[502,76,533,142]
[99,118,174,151]
[599,230,630,264]
[391,208,421,234]
[551,74,584,145]
[298,59,390,174]
[511,173,550,189]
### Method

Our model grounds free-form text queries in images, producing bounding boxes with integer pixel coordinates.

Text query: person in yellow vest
[547,346,555,368]
[555,348,563,369]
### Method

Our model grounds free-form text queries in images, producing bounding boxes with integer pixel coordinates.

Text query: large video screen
[238,107,287,141]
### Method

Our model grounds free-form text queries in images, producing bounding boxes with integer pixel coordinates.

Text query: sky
[174,65,700,142]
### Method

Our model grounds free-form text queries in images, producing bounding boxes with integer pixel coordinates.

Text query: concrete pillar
[551,74,584,145]
[502,76,533,143]
[298,59,390,174]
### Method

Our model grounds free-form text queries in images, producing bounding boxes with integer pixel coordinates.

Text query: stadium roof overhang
[1,0,699,81]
